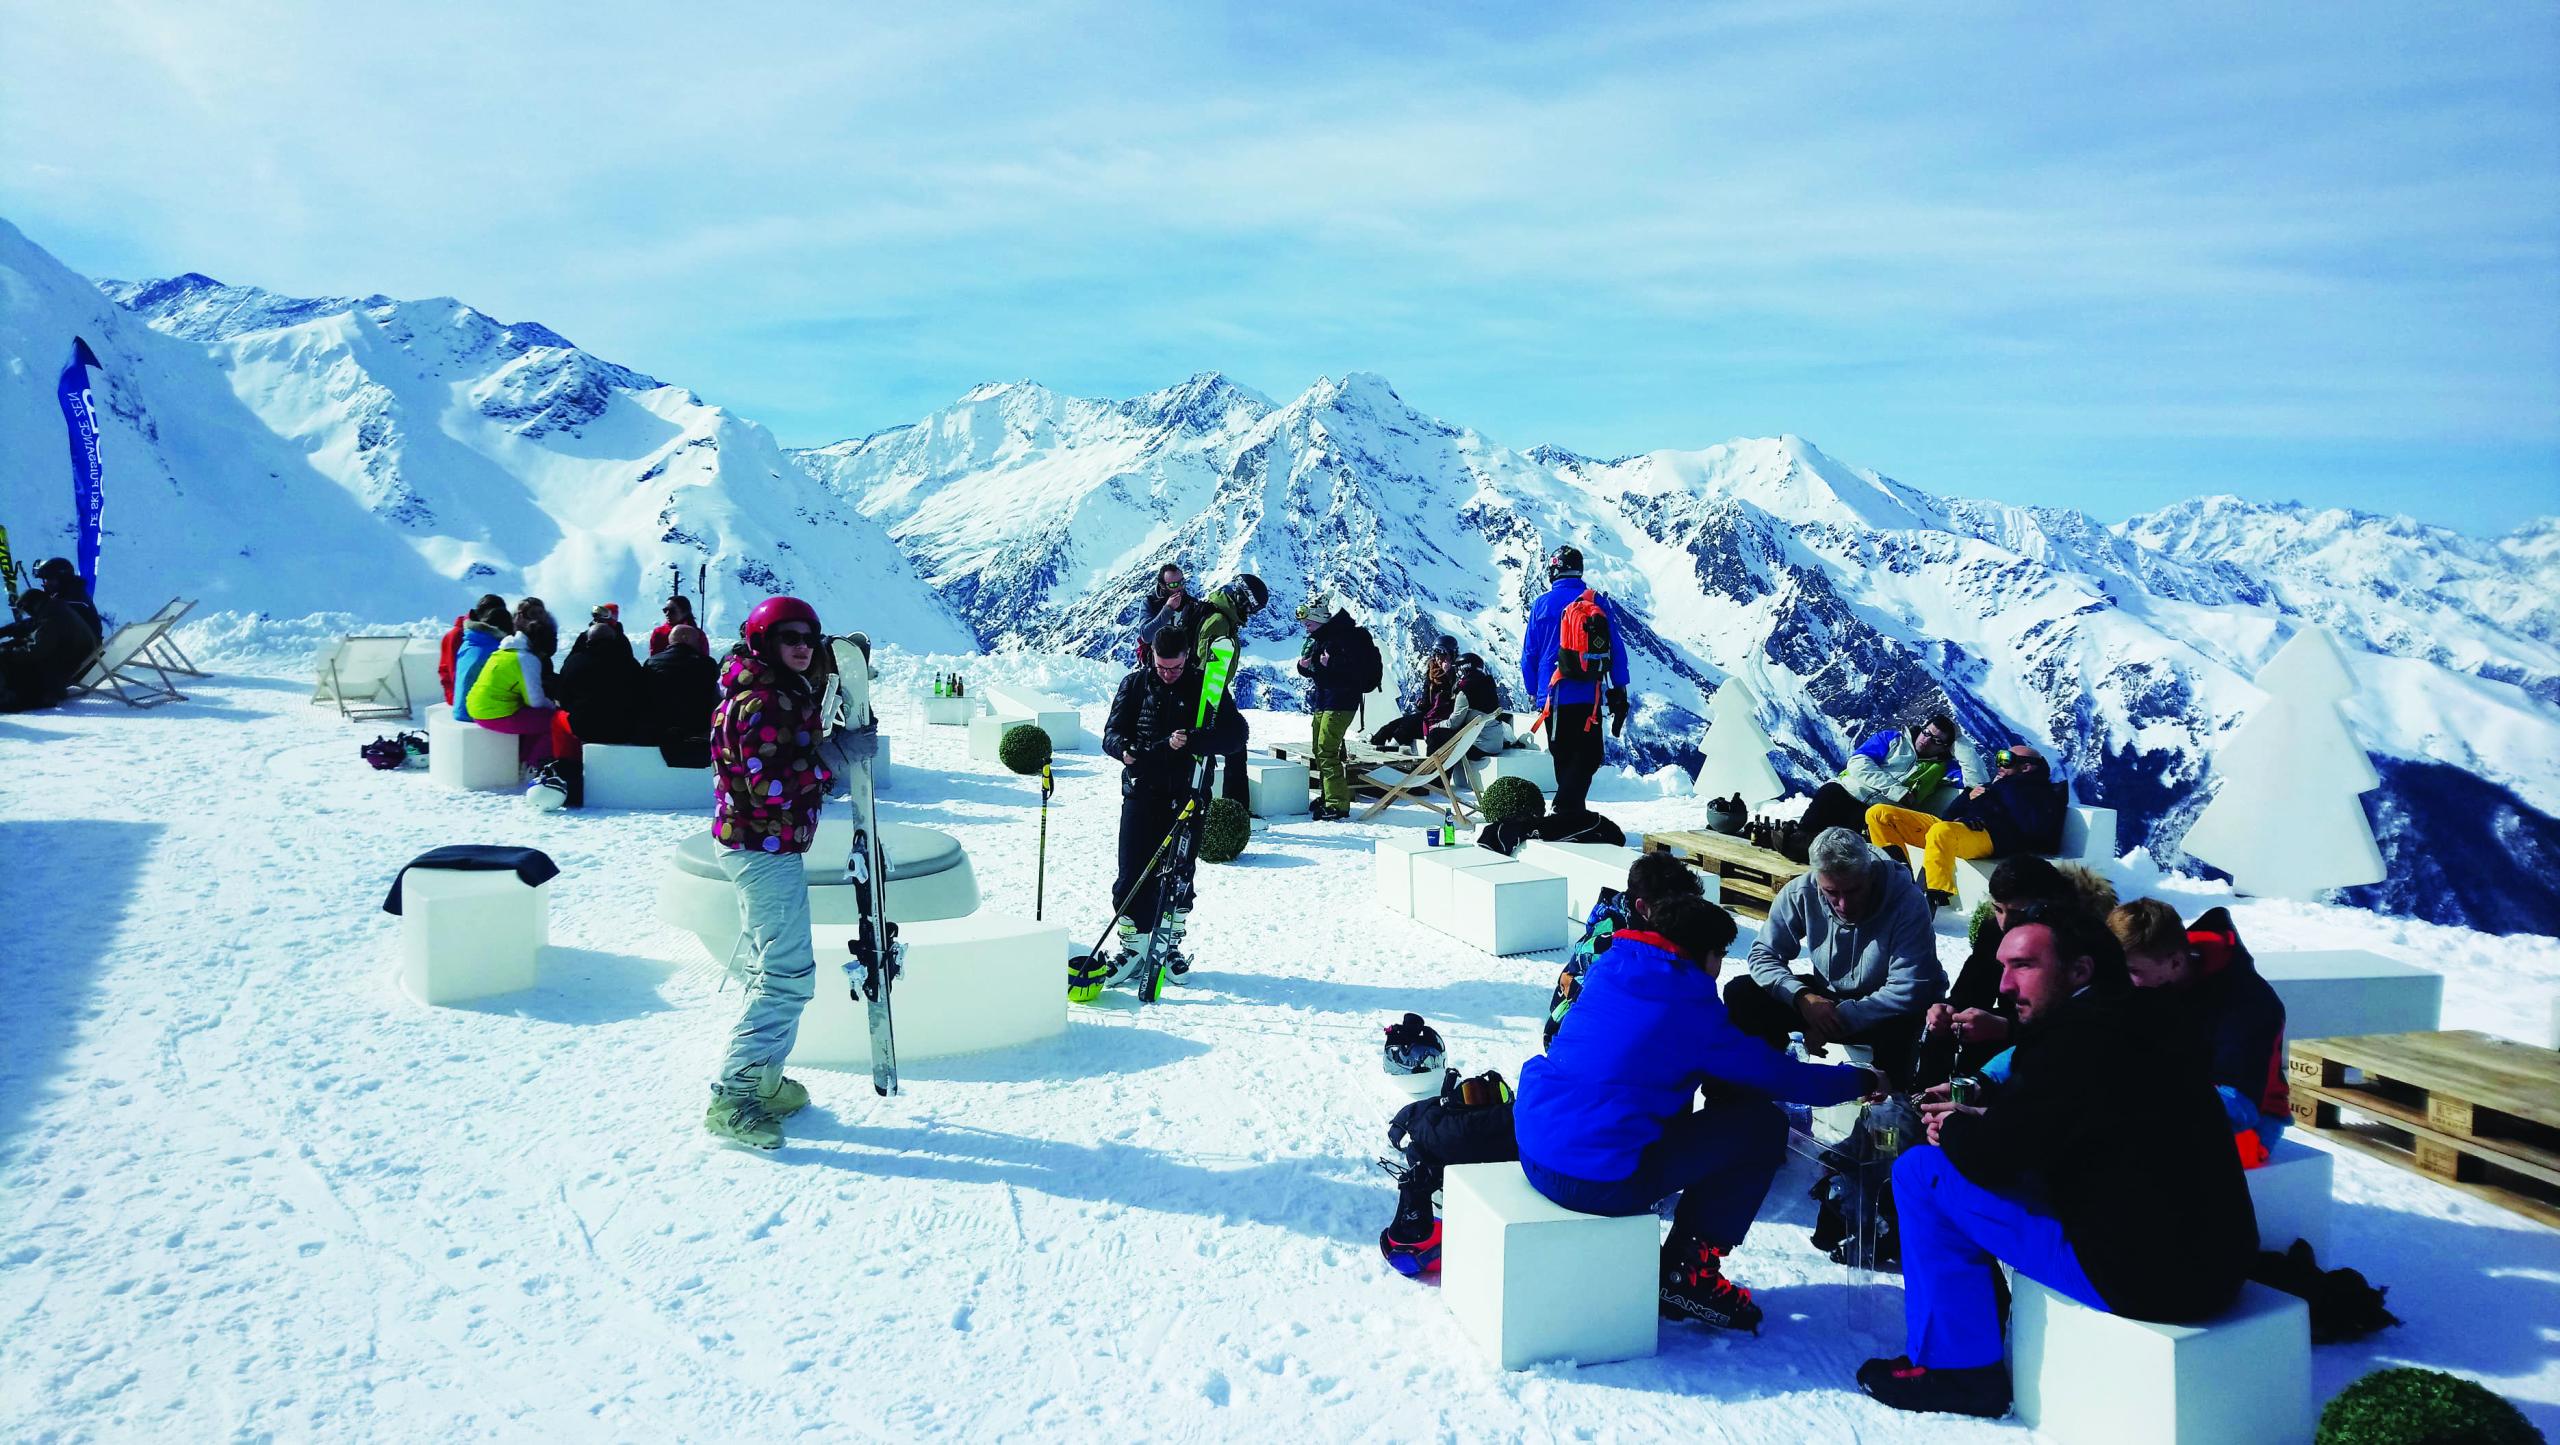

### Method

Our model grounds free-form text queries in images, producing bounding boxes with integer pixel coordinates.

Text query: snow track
[1,659,2554,1440]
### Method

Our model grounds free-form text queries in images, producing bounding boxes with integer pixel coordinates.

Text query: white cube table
[1446,862,1570,956]
[427,710,521,792]
[2257,951,2443,1042]
[2008,1276,2312,1445]
[398,867,548,1005]
[1444,1162,1659,1370]
[1246,756,1312,819]
[987,685,1084,752]
[584,744,710,811]
[1373,833,1445,916]
[1517,840,1679,926]
[2246,1137,2334,1256]
[1411,848,1517,934]
[923,694,981,726]
[792,912,1068,1067]
[969,713,1057,766]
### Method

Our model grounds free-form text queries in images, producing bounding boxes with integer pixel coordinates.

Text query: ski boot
[1375,1161,1444,1278]
[750,1061,810,1119]
[1158,909,1192,980]
[1660,1233,1763,1333]
[704,1095,784,1150]
[1855,1356,2011,1418]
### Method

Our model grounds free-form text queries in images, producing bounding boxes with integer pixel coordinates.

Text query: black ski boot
[1375,1163,1443,1278]
[1660,1233,1763,1333]
[1856,1356,2011,1418]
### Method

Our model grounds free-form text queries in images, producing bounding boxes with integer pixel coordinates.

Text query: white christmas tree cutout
[1694,680,1785,806]
[2182,626,2385,900]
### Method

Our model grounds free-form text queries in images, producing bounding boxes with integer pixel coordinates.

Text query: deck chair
[1354,715,1490,824]
[135,597,206,676]
[312,635,415,721]
[65,617,189,708]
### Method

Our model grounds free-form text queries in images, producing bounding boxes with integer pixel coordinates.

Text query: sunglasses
[771,627,818,646]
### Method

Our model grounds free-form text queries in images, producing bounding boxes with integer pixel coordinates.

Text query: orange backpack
[1536,589,1613,734]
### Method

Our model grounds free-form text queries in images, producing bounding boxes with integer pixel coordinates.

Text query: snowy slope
[2,652,2553,1441]
[800,381,2560,936]
[1,219,967,645]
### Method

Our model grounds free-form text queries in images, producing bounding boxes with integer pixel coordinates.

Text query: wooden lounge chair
[135,597,206,677]
[1355,716,1491,824]
[65,616,189,709]
[312,635,416,722]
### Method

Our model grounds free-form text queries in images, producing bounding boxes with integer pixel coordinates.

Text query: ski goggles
[770,627,819,646]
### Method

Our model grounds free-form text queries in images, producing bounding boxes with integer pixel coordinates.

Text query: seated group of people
[1381,827,2285,1421]
[1791,711,2068,910]
[0,557,104,713]
[1369,634,1511,759]
[440,592,721,805]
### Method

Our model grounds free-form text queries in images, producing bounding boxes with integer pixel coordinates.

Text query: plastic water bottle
[1782,1034,1815,1132]
[1441,821,1456,847]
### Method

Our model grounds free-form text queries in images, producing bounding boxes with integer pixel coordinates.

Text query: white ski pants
[712,846,817,1099]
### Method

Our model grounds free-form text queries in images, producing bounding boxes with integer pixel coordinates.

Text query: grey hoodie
[1744,854,1946,1032]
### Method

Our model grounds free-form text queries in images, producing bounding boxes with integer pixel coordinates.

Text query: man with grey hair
[1724,826,1945,1086]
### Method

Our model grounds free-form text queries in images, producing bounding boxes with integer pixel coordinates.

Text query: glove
[1605,687,1629,737]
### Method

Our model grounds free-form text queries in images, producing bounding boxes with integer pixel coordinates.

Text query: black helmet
[1225,574,1269,616]
[1545,545,1584,580]
[33,557,77,582]
[1431,635,1458,659]
[1382,1013,1446,1077]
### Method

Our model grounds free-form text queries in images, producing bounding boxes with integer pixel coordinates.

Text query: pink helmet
[740,595,821,658]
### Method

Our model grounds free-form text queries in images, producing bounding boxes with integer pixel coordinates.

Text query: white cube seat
[971,712,1061,766]
[791,911,1068,1067]
[2257,951,2443,1041]
[1410,848,1516,933]
[1465,749,1557,798]
[923,694,981,726]
[987,684,1083,752]
[1372,833,1443,915]
[2246,1137,2334,1256]
[427,710,522,792]
[1516,840,1669,925]
[399,648,441,718]
[1246,756,1311,818]
[1446,862,1570,956]
[1923,804,2121,913]
[657,820,980,962]
[398,867,547,1005]
[2008,1275,2312,1445]
[1443,1162,1659,1370]
[583,744,710,811]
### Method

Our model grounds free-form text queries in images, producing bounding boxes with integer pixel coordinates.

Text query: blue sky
[6,1,2555,535]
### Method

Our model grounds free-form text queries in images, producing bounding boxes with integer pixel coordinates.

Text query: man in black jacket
[0,589,101,712]
[1296,595,1374,821]
[1858,899,2258,1419]
[641,624,720,766]
[1866,742,2066,908]
[1100,632,1247,977]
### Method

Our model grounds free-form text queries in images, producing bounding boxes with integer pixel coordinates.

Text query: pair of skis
[1067,637,1235,1006]
[823,635,900,1097]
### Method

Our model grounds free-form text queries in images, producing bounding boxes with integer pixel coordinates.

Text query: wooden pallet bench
[1639,830,1808,920]
[2286,1030,2560,1229]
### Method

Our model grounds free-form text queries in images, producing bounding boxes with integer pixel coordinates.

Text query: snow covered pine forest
[2,210,2556,1439]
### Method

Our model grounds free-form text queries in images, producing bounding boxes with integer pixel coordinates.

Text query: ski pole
[1069,796,1199,964]
[1035,763,1055,920]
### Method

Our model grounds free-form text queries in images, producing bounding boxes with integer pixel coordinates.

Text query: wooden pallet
[1640,829,1809,919]
[2286,1031,2560,1230]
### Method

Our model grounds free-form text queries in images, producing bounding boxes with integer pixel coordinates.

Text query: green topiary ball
[2317,1367,2541,1445]
[1479,775,1546,824]
[1200,797,1252,863]
[1967,900,1997,949]
[998,723,1053,776]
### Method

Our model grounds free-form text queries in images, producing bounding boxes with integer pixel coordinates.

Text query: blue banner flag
[58,336,106,598]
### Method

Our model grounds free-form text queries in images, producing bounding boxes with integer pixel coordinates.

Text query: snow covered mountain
[797,375,2560,937]
[0,218,967,645]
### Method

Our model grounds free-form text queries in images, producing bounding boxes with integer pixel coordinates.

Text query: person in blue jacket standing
[1519,545,1631,818]
[1514,894,1881,1333]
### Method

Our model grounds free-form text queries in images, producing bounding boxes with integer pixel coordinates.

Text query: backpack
[1544,887,1634,1046]
[1337,626,1385,695]
[1554,589,1613,684]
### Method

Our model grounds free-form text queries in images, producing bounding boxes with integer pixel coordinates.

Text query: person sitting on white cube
[1859,901,2259,1420]
[2112,900,2293,1164]
[1514,896,1881,1334]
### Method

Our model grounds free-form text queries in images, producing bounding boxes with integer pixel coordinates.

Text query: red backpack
[1535,589,1613,734]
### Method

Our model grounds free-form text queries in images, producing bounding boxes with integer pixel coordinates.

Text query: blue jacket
[450,624,504,722]
[1519,576,1632,709]
[1515,932,1868,1181]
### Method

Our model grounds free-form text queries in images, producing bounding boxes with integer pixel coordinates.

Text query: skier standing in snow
[1520,545,1631,819]
[1099,631,1247,977]
[1190,574,1268,808]
[1296,592,1380,821]
[701,596,834,1148]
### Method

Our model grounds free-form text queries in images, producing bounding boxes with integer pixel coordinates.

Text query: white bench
[1923,804,2119,913]
[427,710,521,791]
[923,694,981,726]
[1246,756,1311,818]
[789,911,1069,1067]
[1447,862,1570,956]
[2007,1276,2312,1445]
[398,867,548,1005]
[584,744,709,811]
[1464,749,1557,798]
[987,684,1083,751]
[1443,1162,1659,1370]
[970,713,1058,767]
[657,819,980,962]
[2247,1137,2334,1256]
[1517,840,1672,926]
[2257,951,2443,1041]
[1411,848,1516,933]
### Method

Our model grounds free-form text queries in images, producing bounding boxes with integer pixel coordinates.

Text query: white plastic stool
[1443,1162,1659,1370]
[790,911,1068,1066]
[2007,1275,2313,1444]
[427,711,521,792]
[583,744,709,811]
[2246,1138,2334,1256]
[1445,862,1569,956]
[1246,757,1311,818]
[398,867,547,1004]
[1372,833,1442,916]
[1411,848,1514,933]
[2257,952,2444,1041]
